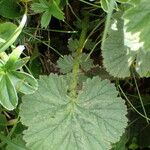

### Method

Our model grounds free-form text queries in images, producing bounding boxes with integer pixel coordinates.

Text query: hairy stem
[69,17,88,99]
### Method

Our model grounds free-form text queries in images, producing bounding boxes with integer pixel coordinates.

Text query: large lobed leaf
[20,74,127,150]
[102,13,150,78]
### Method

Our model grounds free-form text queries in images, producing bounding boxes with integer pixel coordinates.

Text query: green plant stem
[118,85,150,121]
[79,0,101,8]
[26,27,78,34]
[66,0,81,21]
[23,31,63,57]
[132,73,149,124]
[69,17,88,99]
[0,117,19,148]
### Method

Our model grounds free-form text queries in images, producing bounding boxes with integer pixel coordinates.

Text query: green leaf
[41,10,52,28]
[84,39,96,51]
[8,71,38,94]
[20,74,127,150]
[79,53,93,71]
[0,14,27,52]
[0,133,28,150]
[124,0,150,51]
[57,53,93,74]
[57,55,73,73]
[31,0,64,28]
[6,135,27,150]
[49,0,64,20]
[13,57,30,70]
[0,46,38,110]
[31,1,49,13]
[5,45,25,70]
[67,38,79,52]
[0,75,18,110]
[100,0,117,12]
[0,114,7,131]
[0,0,23,19]
[102,13,150,78]
[0,22,17,47]
[101,0,110,12]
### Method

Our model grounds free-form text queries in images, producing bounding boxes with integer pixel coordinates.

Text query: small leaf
[13,57,30,70]
[67,38,79,52]
[57,55,73,73]
[20,74,127,150]
[0,75,18,110]
[31,0,64,28]
[41,10,52,28]
[31,2,49,13]
[5,45,25,70]
[100,0,117,12]
[50,0,64,20]
[8,71,38,95]
[79,53,93,71]
[57,53,93,74]
[84,39,96,51]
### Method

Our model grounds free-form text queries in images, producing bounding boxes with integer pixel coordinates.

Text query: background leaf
[0,0,23,19]
[6,135,27,150]
[124,0,150,51]
[0,22,17,47]
[102,13,150,78]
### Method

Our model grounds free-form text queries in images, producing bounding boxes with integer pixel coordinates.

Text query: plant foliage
[124,0,150,51]
[1,0,150,149]
[20,74,127,150]
[0,0,22,19]
[102,13,150,78]
[31,0,64,28]
[57,53,93,74]
[0,46,38,110]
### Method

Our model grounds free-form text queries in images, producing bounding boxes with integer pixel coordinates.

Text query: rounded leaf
[20,74,127,150]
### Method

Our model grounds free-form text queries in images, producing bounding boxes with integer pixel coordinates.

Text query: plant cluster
[0,0,150,150]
